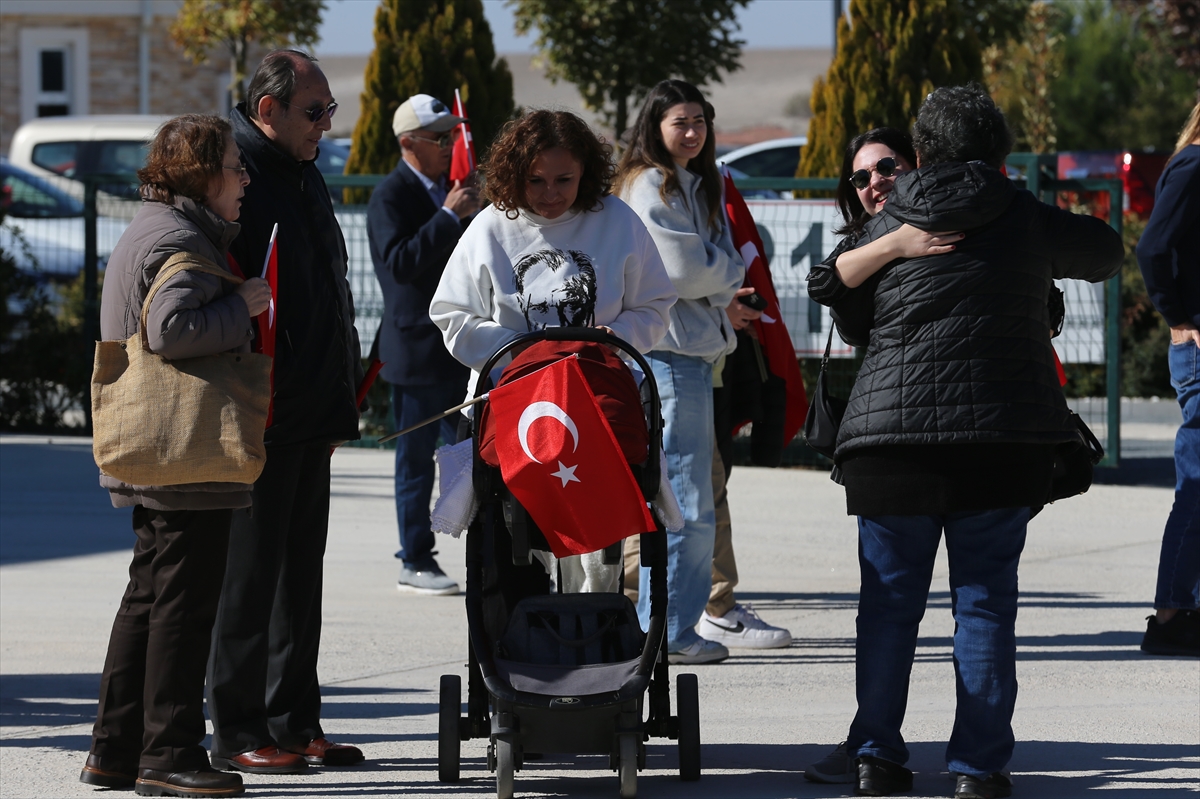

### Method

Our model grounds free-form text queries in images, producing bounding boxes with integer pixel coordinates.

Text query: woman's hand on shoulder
[891,224,963,258]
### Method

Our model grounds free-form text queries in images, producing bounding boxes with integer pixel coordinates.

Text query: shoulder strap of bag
[138,252,244,351]
[819,325,835,373]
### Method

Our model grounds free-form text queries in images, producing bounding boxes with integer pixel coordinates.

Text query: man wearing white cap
[367,94,481,594]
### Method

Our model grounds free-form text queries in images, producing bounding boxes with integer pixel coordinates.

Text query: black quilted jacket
[832,161,1123,462]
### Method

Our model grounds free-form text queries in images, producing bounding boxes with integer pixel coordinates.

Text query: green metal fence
[70,162,1122,464]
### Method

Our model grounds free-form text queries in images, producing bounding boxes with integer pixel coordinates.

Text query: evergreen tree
[797,0,982,179]
[983,1,1064,153]
[345,0,514,201]
[1052,0,1195,152]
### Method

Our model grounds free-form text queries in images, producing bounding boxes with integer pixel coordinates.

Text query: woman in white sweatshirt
[430,110,677,391]
[614,80,746,665]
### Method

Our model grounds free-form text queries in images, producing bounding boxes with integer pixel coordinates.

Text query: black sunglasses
[848,157,899,190]
[282,99,338,124]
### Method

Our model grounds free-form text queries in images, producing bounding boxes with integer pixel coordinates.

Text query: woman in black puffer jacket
[805,86,1123,798]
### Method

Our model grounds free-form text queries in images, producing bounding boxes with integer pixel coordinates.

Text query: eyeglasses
[222,163,248,176]
[848,157,899,190]
[282,99,338,124]
[408,132,456,149]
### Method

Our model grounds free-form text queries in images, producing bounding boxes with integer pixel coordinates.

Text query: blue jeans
[392,382,463,569]
[1155,342,1200,609]
[637,351,715,652]
[847,508,1029,777]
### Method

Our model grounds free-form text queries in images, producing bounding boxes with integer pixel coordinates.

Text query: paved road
[1,431,1196,798]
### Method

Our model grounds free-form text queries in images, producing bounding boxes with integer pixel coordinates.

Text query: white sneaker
[698,603,792,649]
[667,638,729,664]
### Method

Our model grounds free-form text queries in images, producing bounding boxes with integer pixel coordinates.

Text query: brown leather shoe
[210,745,307,774]
[284,737,365,766]
[79,753,137,788]
[135,767,244,797]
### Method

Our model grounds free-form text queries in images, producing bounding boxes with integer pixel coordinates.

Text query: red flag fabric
[449,90,476,184]
[227,238,278,426]
[488,355,657,558]
[720,167,809,443]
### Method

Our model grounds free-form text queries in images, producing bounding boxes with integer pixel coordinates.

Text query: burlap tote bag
[91,252,272,486]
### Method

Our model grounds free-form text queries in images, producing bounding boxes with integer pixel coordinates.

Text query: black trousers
[91,506,232,771]
[206,442,331,756]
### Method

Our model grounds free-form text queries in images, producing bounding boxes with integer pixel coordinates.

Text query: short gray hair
[245,49,318,120]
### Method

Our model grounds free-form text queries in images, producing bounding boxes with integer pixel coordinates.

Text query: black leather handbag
[803,327,848,460]
[1048,411,1105,502]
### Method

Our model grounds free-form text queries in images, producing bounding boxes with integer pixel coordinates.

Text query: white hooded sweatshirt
[429,196,678,390]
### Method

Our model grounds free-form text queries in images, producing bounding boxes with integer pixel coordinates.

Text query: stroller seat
[495,593,645,696]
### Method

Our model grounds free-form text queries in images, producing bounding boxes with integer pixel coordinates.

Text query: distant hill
[318,48,831,148]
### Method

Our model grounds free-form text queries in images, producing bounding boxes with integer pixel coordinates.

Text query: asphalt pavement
[1,405,1197,798]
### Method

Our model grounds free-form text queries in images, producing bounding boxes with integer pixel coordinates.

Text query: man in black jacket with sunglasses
[207,49,365,776]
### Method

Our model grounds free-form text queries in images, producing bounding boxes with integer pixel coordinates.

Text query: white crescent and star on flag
[517,401,582,488]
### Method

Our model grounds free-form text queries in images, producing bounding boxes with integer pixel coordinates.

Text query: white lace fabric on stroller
[430,440,684,538]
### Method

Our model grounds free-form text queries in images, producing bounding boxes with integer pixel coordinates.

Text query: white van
[8,115,169,217]
[8,115,169,181]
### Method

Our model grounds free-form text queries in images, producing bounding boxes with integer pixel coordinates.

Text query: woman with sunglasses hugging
[807,127,963,317]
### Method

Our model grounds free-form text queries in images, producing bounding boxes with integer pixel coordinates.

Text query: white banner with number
[746,199,1107,363]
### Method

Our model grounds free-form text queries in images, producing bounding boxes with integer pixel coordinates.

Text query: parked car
[0,159,128,277]
[718,136,807,179]
[8,115,167,219]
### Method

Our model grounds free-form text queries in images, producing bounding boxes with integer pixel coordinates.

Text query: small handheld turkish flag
[449,89,476,184]
[488,355,656,558]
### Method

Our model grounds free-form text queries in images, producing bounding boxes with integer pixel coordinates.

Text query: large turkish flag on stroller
[488,355,656,558]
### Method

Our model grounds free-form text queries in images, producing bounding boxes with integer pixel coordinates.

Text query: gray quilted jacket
[97,196,255,509]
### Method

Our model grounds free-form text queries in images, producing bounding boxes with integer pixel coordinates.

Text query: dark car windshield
[1,164,84,218]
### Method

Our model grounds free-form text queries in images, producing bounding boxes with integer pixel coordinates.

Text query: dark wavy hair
[912,83,1013,169]
[835,127,917,237]
[137,114,232,205]
[614,79,721,231]
[481,110,614,219]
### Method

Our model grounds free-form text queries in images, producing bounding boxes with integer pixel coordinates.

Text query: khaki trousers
[624,446,738,617]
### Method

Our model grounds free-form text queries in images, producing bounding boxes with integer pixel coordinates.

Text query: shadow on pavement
[0,440,132,565]
[1093,457,1176,488]
[737,591,1148,611]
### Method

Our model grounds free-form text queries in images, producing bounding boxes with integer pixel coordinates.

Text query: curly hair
[481,110,614,219]
[912,83,1012,169]
[138,114,232,205]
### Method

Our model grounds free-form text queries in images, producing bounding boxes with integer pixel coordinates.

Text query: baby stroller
[437,327,701,799]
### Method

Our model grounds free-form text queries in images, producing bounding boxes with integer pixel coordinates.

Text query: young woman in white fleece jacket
[614,79,746,665]
[430,110,677,395]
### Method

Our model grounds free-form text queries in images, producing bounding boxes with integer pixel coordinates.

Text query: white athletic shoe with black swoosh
[697,603,792,649]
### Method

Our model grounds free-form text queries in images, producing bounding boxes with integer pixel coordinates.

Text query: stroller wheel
[495,737,516,799]
[676,673,701,781]
[438,674,461,782]
[618,733,638,798]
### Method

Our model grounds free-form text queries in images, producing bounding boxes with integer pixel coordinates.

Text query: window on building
[20,28,89,123]
[37,48,71,117]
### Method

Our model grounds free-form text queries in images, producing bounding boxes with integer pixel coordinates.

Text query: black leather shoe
[134,767,244,797]
[955,771,1013,799]
[855,755,914,796]
[79,753,137,788]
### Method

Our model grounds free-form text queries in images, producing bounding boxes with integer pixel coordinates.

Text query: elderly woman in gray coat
[80,114,269,799]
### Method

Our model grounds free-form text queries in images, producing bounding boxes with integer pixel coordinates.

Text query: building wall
[0,7,258,156]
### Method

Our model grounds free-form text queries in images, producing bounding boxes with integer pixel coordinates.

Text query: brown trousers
[624,446,738,617]
[91,506,232,771]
